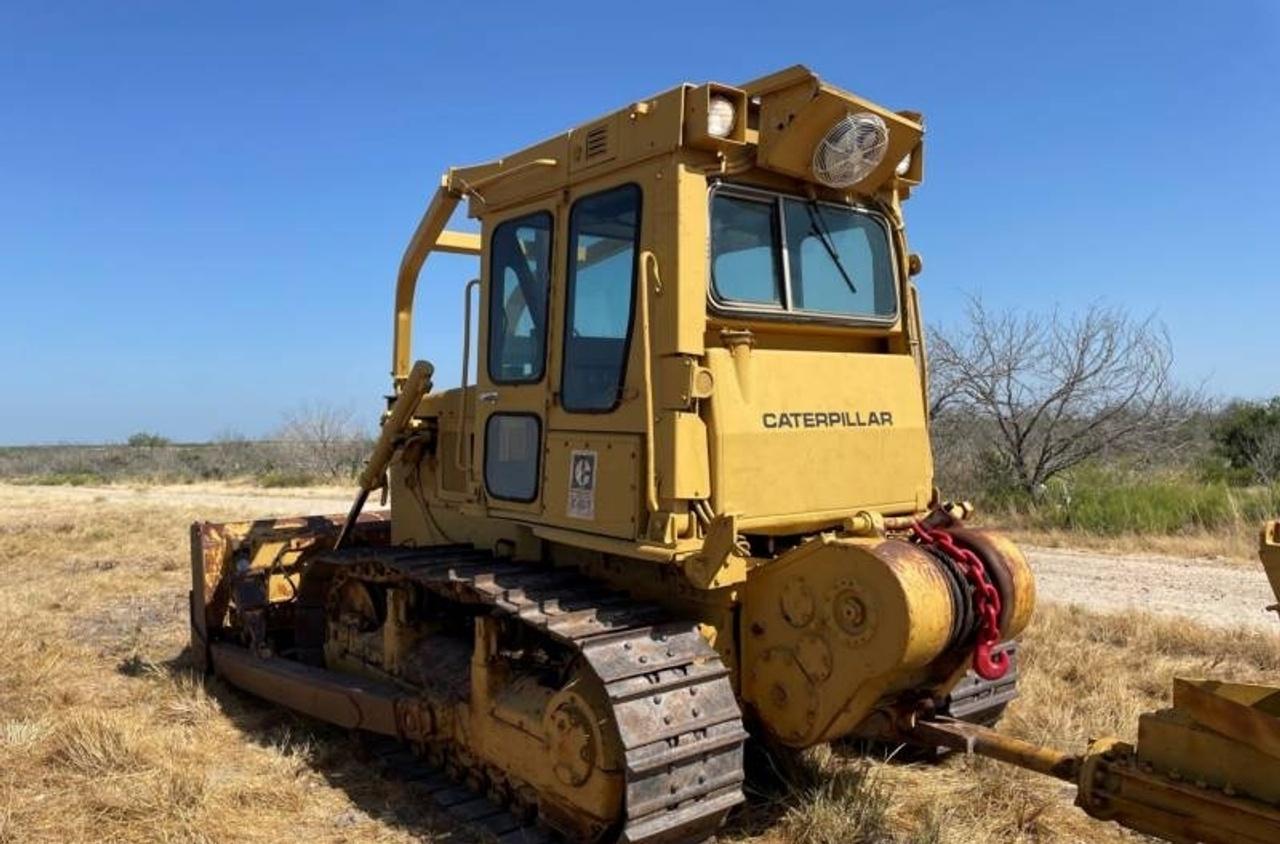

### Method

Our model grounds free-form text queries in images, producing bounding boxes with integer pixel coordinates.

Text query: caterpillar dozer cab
[190,66,1280,843]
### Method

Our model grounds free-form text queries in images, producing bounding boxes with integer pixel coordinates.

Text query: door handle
[479,391,499,404]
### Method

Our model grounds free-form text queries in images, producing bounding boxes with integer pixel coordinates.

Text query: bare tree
[1249,426,1280,486]
[278,402,372,479]
[929,299,1199,495]
[206,428,255,477]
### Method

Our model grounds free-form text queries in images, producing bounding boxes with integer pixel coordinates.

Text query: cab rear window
[710,186,897,321]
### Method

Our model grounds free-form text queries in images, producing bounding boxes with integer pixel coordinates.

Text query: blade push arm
[334,359,433,549]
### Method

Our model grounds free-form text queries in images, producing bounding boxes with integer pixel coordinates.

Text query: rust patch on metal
[1261,520,1280,616]
[870,536,928,573]
[189,512,390,671]
[211,642,399,734]
[1173,678,1280,761]
[906,716,1079,781]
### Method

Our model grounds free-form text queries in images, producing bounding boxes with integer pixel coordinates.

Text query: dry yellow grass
[0,486,450,844]
[0,483,1275,843]
[1007,524,1259,564]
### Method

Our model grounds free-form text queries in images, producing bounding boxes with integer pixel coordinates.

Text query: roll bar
[392,159,559,386]
[392,176,480,385]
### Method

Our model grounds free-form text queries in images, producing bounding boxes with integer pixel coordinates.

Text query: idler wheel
[548,694,599,788]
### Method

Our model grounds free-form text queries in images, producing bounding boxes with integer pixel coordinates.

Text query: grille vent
[571,119,618,173]
[584,124,611,160]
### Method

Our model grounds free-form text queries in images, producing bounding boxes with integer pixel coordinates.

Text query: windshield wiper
[804,201,858,294]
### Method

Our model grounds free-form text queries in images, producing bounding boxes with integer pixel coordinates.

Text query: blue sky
[1,2,1276,444]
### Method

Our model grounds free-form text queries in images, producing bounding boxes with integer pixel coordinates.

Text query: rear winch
[740,524,1035,747]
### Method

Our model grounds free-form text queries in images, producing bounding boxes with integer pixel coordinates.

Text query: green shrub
[126,432,171,448]
[996,464,1280,536]
[256,470,318,489]
[1194,452,1254,486]
[0,442,367,486]
[1210,398,1280,484]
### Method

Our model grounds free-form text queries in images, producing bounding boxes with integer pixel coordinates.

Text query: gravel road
[1025,545,1276,631]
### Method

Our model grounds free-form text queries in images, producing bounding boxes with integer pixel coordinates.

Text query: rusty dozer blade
[1262,520,1280,618]
[189,360,433,669]
[903,676,1280,844]
[1168,678,1280,762]
[189,511,389,672]
[1075,677,1280,844]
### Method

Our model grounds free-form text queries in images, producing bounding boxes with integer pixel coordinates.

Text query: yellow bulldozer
[189,66,1280,843]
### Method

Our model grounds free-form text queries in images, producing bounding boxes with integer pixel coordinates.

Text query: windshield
[710,189,897,320]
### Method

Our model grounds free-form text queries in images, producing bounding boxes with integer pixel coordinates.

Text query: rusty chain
[911,521,1009,681]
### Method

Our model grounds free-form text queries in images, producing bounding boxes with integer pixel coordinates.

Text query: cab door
[541,182,648,539]
[476,208,556,515]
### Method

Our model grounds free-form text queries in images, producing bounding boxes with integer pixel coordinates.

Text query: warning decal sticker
[567,450,597,520]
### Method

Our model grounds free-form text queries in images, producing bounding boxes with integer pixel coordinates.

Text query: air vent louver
[584,125,610,160]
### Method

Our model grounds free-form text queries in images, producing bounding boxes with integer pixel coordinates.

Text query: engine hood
[704,347,932,532]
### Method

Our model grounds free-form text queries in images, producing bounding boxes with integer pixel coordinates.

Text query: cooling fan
[811,112,889,188]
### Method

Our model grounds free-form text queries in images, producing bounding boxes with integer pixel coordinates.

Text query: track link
[306,545,747,844]
[360,733,555,843]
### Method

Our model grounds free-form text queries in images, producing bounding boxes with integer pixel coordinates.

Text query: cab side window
[488,212,553,384]
[484,414,540,502]
[561,185,641,412]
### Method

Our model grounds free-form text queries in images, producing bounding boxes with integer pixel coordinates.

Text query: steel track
[300,545,747,844]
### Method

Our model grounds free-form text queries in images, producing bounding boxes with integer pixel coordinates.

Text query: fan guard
[811,112,889,188]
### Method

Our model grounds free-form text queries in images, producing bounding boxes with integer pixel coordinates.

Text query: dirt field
[1,482,1276,843]
[0,481,358,517]
[15,482,1270,629]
